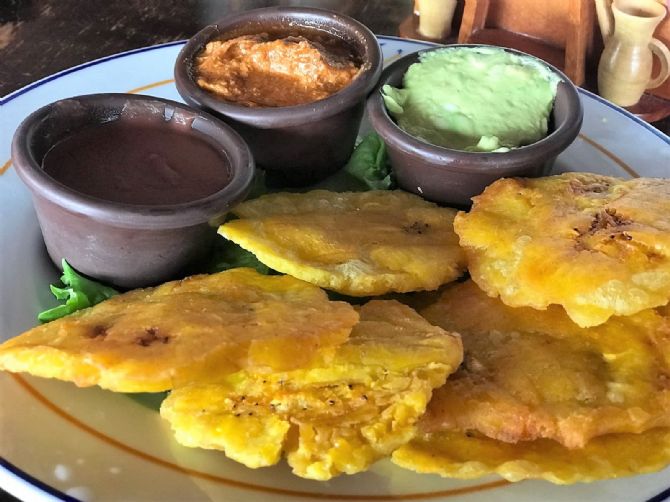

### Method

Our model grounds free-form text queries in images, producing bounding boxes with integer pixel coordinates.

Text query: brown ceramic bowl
[367,45,583,207]
[12,93,254,289]
[174,7,382,186]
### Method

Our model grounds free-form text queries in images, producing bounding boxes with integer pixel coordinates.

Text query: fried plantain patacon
[160,300,463,480]
[392,429,670,484]
[419,280,670,449]
[0,268,358,392]
[454,173,670,327]
[219,190,466,296]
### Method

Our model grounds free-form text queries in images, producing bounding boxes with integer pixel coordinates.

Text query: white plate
[1,36,670,502]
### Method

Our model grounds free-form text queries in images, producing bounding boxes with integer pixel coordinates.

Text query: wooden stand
[457,0,592,86]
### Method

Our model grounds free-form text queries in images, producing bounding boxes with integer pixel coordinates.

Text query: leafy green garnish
[344,132,394,190]
[247,169,269,200]
[205,239,270,275]
[125,392,169,411]
[38,259,119,322]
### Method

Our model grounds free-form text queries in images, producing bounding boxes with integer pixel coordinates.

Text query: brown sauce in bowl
[42,117,231,205]
[195,33,361,107]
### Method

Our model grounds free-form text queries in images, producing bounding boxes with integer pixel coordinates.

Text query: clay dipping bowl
[367,45,583,207]
[12,93,254,289]
[174,7,382,186]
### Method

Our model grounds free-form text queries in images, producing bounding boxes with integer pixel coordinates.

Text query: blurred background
[2,0,669,133]
[0,0,412,96]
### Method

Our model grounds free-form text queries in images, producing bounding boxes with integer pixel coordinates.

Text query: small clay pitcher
[597,0,670,106]
[416,0,458,39]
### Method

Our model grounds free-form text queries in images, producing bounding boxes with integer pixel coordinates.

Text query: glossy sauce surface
[42,118,231,205]
[195,33,360,107]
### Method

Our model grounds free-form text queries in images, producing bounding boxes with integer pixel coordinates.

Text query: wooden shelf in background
[465,29,565,69]
[457,0,591,86]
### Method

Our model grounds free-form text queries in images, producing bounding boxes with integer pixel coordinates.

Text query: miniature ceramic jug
[415,0,458,39]
[597,0,670,106]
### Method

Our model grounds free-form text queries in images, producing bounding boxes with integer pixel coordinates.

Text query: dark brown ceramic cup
[12,93,254,288]
[367,45,583,207]
[174,7,382,186]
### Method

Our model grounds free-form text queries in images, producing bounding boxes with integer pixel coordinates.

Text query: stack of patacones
[1,173,670,483]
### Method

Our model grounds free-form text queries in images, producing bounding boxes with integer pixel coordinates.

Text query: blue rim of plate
[0,458,76,501]
[1,35,670,502]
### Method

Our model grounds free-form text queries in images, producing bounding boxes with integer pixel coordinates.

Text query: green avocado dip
[381,47,560,152]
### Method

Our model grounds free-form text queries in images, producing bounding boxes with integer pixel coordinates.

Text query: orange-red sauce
[195,34,360,107]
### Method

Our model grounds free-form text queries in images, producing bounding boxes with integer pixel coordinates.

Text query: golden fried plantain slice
[454,173,670,327]
[0,268,358,392]
[419,280,670,449]
[219,190,466,296]
[392,429,670,484]
[160,300,463,480]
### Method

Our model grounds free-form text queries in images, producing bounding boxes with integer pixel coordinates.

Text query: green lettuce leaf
[205,239,270,275]
[246,168,269,200]
[38,259,119,322]
[344,132,394,190]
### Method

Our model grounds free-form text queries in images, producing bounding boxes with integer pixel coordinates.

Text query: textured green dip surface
[382,47,560,152]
